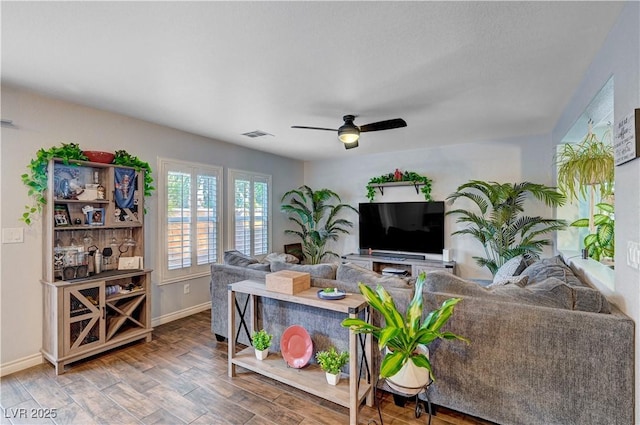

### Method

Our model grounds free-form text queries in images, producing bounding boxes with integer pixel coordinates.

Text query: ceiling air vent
[242,130,273,138]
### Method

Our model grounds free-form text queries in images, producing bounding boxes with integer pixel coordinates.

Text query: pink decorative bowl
[83,151,115,164]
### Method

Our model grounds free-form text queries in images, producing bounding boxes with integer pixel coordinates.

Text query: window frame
[227,168,272,258]
[158,157,223,285]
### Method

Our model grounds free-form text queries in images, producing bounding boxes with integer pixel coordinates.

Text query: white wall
[0,85,304,372]
[305,133,553,280]
[551,2,640,421]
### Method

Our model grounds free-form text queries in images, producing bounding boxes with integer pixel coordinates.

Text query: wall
[0,85,304,373]
[551,2,640,421]
[305,133,554,280]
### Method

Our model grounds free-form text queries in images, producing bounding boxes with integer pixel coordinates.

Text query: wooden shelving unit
[228,280,373,425]
[41,158,152,374]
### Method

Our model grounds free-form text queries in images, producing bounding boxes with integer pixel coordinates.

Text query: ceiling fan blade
[291,126,337,132]
[344,140,359,150]
[359,118,407,132]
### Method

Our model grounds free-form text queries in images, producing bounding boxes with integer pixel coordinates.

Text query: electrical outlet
[184,283,190,294]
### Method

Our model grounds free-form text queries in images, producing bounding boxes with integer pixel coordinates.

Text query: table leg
[349,310,358,425]
[228,288,236,377]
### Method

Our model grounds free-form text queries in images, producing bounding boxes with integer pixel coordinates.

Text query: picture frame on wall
[86,208,105,226]
[54,204,71,227]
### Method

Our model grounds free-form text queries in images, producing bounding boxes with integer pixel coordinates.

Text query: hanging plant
[366,169,432,202]
[20,143,154,225]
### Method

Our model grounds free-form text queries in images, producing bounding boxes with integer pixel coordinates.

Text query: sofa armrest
[422,290,634,425]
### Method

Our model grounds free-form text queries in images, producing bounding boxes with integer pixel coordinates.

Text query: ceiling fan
[291,115,407,149]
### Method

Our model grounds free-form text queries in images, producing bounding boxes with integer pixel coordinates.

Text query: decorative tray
[317,289,346,300]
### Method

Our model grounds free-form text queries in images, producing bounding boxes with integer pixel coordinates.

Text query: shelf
[55,199,111,204]
[231,347,371,408]
[106,295,145,340]
[369,181,425,195]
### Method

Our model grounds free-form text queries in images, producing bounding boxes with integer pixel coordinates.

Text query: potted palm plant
[446,180,567,275]
[342,272,468,395]
[281,185,358,264]
[316,346,349,385]
[251,329,273,360]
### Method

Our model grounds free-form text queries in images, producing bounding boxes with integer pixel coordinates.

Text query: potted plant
[281,185,358,264]
[571,202,614,263]
[342,272,468,396]
[446,180,567,275]
[251,329,273,360]
[365,169,433,202]
[315,346,349,385]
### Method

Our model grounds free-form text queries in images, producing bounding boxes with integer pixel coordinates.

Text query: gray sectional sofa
[210,254,634,425]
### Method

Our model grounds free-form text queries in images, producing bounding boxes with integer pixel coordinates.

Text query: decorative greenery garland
[366,169,433,202]
[20,142,154,224]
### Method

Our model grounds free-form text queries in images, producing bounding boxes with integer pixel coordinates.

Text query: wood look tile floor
[0,311,494,425]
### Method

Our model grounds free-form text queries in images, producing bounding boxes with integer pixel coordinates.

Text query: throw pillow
[336,262,411,289]
[247,263,271,272]
[263,252,300,264]
[487,275,529,288]
[223,250,259,267]
[270,261,338,280]
[493,256,527,283]
[520,256,583,287]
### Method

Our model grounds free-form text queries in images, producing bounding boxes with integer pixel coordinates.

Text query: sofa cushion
[223,250,259,267]
[270,261,338,279]
[247,262,271,272]
[520,255,583,287]
[493,256,527,283]
[572,285,610,313]
[337,262,412,289]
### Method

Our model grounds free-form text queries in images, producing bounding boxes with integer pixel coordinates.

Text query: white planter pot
[255,348,269,360]
[385,346,430,396]
[325,372,341,385]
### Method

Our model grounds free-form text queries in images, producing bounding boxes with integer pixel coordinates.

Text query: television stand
[369,251,426,261]
[342,254,456,277]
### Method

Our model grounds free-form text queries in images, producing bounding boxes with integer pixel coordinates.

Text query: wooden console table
[227,279,373,425]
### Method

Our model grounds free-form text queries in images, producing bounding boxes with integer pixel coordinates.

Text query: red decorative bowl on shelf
[83,151,115,164]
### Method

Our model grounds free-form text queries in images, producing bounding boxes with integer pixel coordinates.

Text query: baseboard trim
[0,303,211,377]
[1,353,43,377]
[151,301,212,327]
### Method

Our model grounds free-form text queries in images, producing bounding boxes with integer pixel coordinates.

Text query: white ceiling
[1,1,625,161]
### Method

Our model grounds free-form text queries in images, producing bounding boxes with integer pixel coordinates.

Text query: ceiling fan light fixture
[338,125,360,144]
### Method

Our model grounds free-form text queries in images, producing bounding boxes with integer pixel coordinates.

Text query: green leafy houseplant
[250,329,273,351]
[556,130,614,204]
[570,202,614,262]
[446,180,567,275]
[341,272,468,380]
[20,143,154,224]
[281,185,358,264]
[315,346,349,375]
[366,169,432,202]
[21,142,88,224]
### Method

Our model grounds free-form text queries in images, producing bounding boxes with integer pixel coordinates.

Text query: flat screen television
[358,201,445,255]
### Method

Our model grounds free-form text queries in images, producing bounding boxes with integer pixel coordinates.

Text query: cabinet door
[63,282,105,355]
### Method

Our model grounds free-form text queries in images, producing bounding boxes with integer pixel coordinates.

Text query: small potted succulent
[315,346,349,385]
[251,329,273,360]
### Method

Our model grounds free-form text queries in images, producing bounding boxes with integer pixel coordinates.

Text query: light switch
[2,228,24,244]
[627,241,640,269]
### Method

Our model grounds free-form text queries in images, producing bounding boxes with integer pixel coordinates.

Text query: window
[159,158,222,284]
[228,169,271,257]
